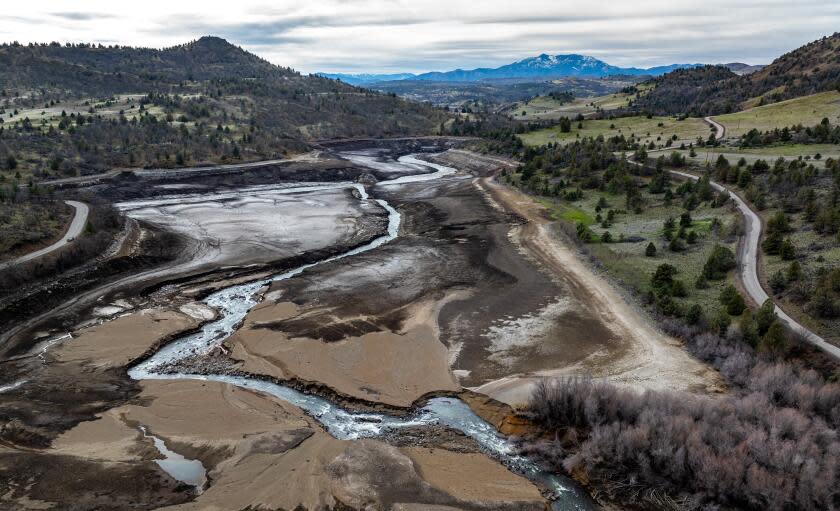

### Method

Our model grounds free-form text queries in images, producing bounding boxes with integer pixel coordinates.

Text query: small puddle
[140,426,206,492]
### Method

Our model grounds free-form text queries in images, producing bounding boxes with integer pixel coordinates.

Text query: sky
[2,1,839,74]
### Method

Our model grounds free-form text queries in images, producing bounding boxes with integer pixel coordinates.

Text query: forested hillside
[0,37,447,178]
[630,33,840,116]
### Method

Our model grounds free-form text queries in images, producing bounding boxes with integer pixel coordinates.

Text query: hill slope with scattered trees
[0,37,447,178]
[630,33,840,116]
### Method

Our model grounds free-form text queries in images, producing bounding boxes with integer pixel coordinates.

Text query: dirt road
[670,169,840,360]
[0,200,88,270]
[673,117,839,358]
[704,116,726,139]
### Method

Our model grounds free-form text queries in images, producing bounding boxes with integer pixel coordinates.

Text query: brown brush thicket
[523,325,840,511]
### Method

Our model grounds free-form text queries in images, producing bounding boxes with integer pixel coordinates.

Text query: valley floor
[0,144,720,510]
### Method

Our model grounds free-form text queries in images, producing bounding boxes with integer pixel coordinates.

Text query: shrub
[720,284,746,315]
[651,264,678,296]
[780,238,796,260]
[787,261,802,282]
[711,309,731,335]
[524,344,840,511]
[686,230,698,244]
[703,244,736,280]
[685,303,704,325]
[755,299,776,336]
[645,242,657,257]
[770,270,787,293]
[759,321,788,354]
[670,279,688,297]
[668,237,685,252]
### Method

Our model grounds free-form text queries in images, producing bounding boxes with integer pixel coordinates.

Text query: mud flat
[24,373,547,510]
[117,185,388,275]
[230,296,460,407]
[0,143,717,510]
[239,149,719,410]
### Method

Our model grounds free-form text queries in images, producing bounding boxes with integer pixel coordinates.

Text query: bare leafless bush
[524,325,840,510]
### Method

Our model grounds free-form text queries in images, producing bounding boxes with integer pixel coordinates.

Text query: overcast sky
[2,1,839,74]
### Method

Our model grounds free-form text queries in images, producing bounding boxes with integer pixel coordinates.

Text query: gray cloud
[50,12,114,21]
[2,1,839,73]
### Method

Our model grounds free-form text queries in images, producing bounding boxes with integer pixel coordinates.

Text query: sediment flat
[0,145,718,510]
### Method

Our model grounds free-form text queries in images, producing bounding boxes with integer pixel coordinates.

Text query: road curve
[630,110,839,358]
[669,170,840,359]
[704,116,726,140]
[0,200,89,269]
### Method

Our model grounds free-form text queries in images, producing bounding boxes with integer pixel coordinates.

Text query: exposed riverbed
[0,145,720,510]
[127,154,593,509]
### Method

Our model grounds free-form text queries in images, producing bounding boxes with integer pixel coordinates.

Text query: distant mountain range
[317,72,418,85]
[318,54,712,84]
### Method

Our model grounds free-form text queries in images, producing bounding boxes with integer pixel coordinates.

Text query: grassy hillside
[0,37,447,179]
[675,145,840,168]
[509,83,652,120]
[519,115,709,148]
[713,91,840,137]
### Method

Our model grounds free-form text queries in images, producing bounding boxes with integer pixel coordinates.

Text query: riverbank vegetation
[474,113,840,509]
[516,151,840,509]
[523,330,840,510]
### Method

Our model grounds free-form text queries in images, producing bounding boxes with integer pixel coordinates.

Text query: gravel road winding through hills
[672,116,840,359]
[669,168,840,359]
[0,200,89,270]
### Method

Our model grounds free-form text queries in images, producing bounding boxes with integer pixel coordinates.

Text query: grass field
[3,94,161,126]
[714,91,840,138]
[0,90,245,134]
[537,186,740,317]
[511,84,653,121]
[520,115,710,147]
[674,144,840,168]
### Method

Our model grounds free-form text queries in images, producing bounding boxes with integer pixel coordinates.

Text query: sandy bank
[229,295,461,407]
[53,308,199,369]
